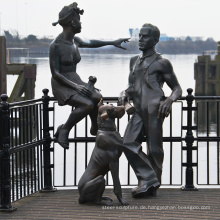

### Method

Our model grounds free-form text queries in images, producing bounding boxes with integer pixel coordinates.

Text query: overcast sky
[0,0,220,41]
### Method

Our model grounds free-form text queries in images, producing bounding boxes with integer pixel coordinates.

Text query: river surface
[8,53,219,188]
[8,53,197,98]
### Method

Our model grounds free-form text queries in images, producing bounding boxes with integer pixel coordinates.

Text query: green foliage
[156,39,217,54]
[25,34,38,43]
[185,36,192,41]
[3,30,53,53]
[4,30,14,42]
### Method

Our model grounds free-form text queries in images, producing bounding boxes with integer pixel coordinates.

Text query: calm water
[8,53,218,187]
[8,53,197,98]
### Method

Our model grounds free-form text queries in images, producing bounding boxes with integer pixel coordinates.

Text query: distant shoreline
[4,29,218,55]
[6,39,218,55]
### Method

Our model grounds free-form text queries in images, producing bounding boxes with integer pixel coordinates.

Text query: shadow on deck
[1,188,220,219]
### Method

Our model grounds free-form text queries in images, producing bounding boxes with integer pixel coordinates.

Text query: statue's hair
[142,23,160,43]
[52,2,84,27]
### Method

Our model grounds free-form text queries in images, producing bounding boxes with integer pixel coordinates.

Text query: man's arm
[74,36,129,50]
[158,58,182,118]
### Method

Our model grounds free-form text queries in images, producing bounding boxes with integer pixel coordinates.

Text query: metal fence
[0,89,56,212]
[0,88,220,212]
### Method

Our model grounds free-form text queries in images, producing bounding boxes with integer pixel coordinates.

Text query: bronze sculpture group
[49,2,182,205]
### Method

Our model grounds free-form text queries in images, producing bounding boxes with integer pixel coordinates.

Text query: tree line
[3,30,218,54]
[4,30,52,54]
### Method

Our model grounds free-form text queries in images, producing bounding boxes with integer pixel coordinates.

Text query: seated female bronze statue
[49,2,129,149]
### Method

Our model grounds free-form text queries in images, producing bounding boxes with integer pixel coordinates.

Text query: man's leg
[144,112,164,183]
[123,113,159,197]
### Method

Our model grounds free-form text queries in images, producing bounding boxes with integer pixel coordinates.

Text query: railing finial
[1,94,8,102]
[187,88,193,95]
[42,89,49,97]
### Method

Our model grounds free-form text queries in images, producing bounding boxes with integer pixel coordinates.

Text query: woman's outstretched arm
[74,36,129,50]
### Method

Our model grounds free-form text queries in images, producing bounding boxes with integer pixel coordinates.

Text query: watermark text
[102,205,211,211]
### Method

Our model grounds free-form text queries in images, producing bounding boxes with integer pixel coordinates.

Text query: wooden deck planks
[1,188,220,219]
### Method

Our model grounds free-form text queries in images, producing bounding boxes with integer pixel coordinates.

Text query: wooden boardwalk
[1,188,220,219]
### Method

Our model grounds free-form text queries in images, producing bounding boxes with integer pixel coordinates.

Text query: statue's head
[139,23,160,51]
[52,2,84,33]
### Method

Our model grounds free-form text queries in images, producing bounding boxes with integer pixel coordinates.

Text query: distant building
[129,28,203,42]
[191,37,203,41]
[174,36,203,41]
[129,28,174,41]
[159,34,175,41]
[129,28,139,40]
[194,42,220,96]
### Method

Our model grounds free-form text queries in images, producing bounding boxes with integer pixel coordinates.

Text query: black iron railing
[0,88,220,212]
[0,89,56,212]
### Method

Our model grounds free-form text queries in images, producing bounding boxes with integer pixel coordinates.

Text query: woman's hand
[113,38,130,50]
[75,85,92,97]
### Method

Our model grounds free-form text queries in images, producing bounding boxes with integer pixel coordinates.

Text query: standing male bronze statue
[119,23,182,198]
[49,2,129,149]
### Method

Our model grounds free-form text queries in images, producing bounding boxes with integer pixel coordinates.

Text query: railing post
[182,88,198,191]
[40,89,56,192]
[0,37,7,95]
[0,94,16,212]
